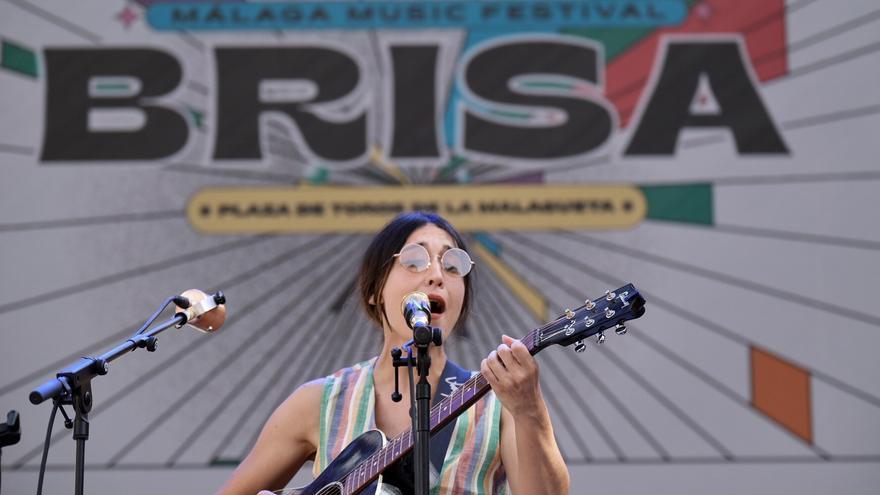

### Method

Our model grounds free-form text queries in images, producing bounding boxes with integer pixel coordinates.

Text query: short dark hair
[358,211,473,333]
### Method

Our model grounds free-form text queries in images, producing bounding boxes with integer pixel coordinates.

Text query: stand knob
[93,359,110,375]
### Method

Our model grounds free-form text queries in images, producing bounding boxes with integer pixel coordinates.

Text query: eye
[403,260,423,270]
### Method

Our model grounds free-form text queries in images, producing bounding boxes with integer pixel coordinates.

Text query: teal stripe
[351,364,372,435]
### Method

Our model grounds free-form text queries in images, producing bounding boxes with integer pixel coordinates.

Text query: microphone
[173,289,227,333]
[401,292,431,331]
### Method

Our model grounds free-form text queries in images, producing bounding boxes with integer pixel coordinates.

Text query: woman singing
[215,211,570,495]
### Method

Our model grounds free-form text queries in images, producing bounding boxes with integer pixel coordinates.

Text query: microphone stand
[28,292,225,495]
[391,324,441,495]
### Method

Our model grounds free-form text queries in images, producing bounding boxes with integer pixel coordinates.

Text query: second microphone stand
[391,324,442,495]
[28,292,225,495]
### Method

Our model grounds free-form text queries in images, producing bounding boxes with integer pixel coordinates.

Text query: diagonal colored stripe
[472,242,547,322]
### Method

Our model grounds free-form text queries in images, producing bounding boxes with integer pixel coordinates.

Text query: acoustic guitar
[274,283,646,495]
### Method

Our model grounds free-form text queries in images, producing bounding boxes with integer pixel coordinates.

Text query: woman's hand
[480,334,542,418]
[484,335,571,494]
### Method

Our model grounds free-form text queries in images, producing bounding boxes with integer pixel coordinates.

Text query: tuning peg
[574,340,587,353]
[605,308,615,319]
[595,332,606,344]
[615,323,627,335]
[605,290,616,301]
[565,308,575,320]
[584,299,596,310]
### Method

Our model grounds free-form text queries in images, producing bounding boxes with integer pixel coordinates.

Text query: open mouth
[427,294,446,315]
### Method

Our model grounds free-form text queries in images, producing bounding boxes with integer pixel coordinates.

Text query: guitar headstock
[532,284,646,353]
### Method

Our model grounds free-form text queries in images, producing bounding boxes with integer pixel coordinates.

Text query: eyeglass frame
[391,243,475,277]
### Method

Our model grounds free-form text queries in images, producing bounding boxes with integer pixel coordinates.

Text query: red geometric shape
[607,0,788,127]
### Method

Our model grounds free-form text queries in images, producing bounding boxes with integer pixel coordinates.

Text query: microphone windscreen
[175,289,226,333]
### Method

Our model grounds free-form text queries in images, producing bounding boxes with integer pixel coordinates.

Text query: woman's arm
[214,379,324,495]
[482,335,570,495]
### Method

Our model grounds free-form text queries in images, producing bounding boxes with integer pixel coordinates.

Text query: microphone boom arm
[29,291,225,405]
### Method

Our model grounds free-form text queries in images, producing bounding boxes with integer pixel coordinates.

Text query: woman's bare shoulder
[271,378,326,429]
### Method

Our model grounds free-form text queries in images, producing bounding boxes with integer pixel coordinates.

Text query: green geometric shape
[307,166,329,185]
[639,183,713,225]
[209,457,241,467]
[1,40,38,78]
[435,155,468,182]
[562,26,656,61]
[186,106,206,129]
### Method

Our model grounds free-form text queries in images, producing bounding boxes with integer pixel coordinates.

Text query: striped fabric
[314,358,509,495]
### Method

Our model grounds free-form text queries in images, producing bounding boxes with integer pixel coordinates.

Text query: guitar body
[283,430,386,495]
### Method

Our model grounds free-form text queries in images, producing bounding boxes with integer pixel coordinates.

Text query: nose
[426,256,444,287]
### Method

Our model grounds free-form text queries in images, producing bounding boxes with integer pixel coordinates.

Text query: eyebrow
[416,241,455,252]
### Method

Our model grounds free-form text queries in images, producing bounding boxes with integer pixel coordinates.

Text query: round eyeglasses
[392,243,474,277]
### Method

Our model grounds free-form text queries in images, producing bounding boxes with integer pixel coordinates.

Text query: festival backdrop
[1,0,878,493]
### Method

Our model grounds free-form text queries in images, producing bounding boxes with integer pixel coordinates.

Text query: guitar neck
[342,328,541,494]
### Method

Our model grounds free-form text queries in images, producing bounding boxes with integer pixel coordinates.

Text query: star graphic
[695,2,713,21]
[116,5,139,29]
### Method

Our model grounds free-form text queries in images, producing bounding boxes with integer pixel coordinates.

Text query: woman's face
[379,224,466,339]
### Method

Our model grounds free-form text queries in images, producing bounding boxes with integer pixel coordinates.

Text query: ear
[368,294,375,305]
